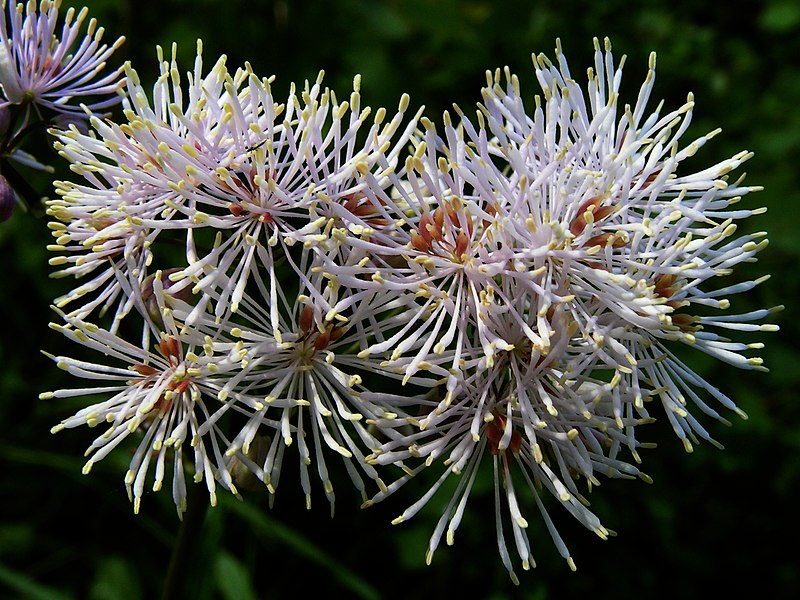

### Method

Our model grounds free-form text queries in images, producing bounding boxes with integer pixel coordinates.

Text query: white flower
[367,360,648,583]
[52,42,421,321]
[47,42,253,327]
[0,0,124,115]
[43,274,277,515]
[41,32,778,584]
[472,37,779,446]
[44,178,169,330]
[183,245,426,511]
[173,72,419,318]
[326,113,580,412]
[346,37,777,579]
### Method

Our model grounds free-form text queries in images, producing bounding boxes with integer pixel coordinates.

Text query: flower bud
[228,435,271,493]
[0,175,16,222]
[49,112,90,135]
[141,268,195,324]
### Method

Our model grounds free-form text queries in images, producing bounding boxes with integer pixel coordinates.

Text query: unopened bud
[49,112,91,135]
[228,435,271,492]
[0,175,16,222]
[141,268,194,323]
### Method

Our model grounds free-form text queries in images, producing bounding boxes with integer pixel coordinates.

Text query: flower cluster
[41,32,777,582]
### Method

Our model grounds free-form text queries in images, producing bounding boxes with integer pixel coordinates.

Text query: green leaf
[88,557,141,600]
[760,1,800,32]
[0,562,73,600]
[213,552,258,600]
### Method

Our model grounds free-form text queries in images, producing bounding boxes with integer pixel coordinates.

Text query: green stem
[160,484,211,600]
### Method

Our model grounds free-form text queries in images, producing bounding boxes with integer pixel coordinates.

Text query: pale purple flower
[172,72,420,319]
[344,37,776,580]
[323,115,578,412]
[471,38,779,448]
[367,359,649,583]
[40,31,778,584]
[47,43,238,328]
[51,42,421,324]
[181,244,425,511]
[0,0,124,116]
[43,274,282,515]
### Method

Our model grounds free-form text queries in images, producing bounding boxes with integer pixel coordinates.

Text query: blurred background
[1,0,798,598]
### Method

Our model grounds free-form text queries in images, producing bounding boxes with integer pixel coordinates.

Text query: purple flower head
[0,0,125,117]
